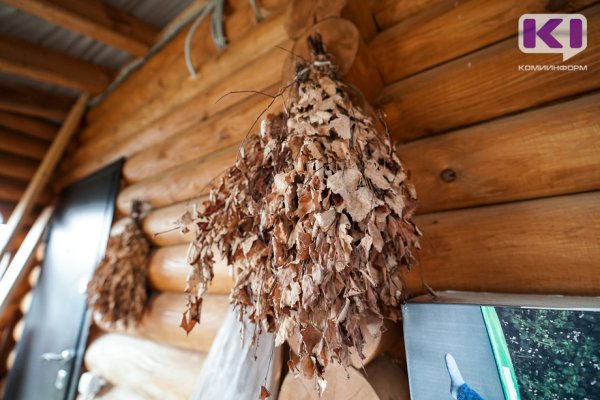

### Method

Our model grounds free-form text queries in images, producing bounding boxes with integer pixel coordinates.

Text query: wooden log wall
[59,0,600,398]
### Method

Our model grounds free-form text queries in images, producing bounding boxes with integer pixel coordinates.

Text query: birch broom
[87,200,150,327]
[180,34,421,393]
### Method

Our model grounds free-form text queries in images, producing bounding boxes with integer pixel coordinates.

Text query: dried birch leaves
[181,36,420,391]
[87,200,150,327]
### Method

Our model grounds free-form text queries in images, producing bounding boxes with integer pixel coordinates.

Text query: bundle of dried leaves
[181,35,421,393]
[88,200,150,327]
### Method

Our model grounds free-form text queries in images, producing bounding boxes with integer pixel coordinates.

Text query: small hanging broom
[87,200,151,328]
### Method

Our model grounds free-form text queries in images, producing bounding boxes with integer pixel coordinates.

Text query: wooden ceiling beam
[0,177,27,203]
[0,82,74,121]
[0,152,38,181]
[0,34,113,94]
[2,0,159,57]
[0,112,58,142]
[0,127,49,161]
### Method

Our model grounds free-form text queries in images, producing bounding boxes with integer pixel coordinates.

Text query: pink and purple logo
[518,14,587,61]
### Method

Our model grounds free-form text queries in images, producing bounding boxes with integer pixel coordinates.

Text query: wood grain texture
[398,92,600,213]
[376,4,600,141]
[117,145,238,215]
[279,363,379,400]
[148,244,233,293]
[0,34,112,94]
[372,0,445,30]
[0,128,49,160]
[85,0,283,126]
[102,293,229,353]
[3,0,158,57]
[0,82,73,122]
[0,112,57,141]
[83,5,283,137]
[123,91,283,183]
[61,17,289,187]
[370,0,596,84]
[407,192,600,296]
[0,152,38,181]
[85,333,204,400]
[142,199,198,247]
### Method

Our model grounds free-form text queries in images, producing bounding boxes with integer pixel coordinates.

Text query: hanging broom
[180,34,421,393]
[87,200,151,328]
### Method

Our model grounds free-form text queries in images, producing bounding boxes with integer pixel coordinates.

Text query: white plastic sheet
[190,306,282,400]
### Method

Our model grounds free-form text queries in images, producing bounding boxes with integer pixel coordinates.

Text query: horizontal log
[62,30,289,186]
[0,82,74,122]
[85,333,204,400]
[80,10,286,146]
[376,4,600,141]
[142,199,198,247]
[4,0,158,57]
[0,152,38,181]
[405,192,600,296]
[124,90,283,182]
[0,33,113,94]
[371,0,595,84]
[279,363,379,399]
[117,145,238,215]
[102,292,229,353]
[0,111,57,141]
[86,0,284,126]
[148,244,233,293]
[399,92,600,213]
[372,0,444,30]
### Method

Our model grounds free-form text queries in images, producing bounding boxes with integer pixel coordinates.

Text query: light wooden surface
[0,128,49,160]
[85,0,284,127]
[142,199,198,247]
[0,112,57,141]
[3,0,158,57]
[148,245,232,294]
[371,0,596,84]
[101,293,229,353]
[408,192,600,296]
[376,4,600,141]
[0,34,112,94]
[116,145,237,215]
[85,333,205,400]
[279,363,379,400]
[124,92,282,183]
[399,92,600,213]
[62,16,289,186]
[372,0,445,30]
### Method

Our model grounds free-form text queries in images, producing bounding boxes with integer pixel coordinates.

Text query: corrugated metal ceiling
[0,0,193,97]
